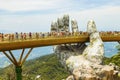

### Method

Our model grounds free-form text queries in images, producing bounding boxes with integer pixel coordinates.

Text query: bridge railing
[0,31,120,42]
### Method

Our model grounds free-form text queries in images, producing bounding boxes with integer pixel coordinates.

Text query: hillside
[0,52,120,80]
[0,54,69,80]
[104,44,120,67]
[104,52,120,67]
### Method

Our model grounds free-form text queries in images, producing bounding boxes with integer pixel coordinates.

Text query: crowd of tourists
[0,31,119,41]
[0,32,48,41]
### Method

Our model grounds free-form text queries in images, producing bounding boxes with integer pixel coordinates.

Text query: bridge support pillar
[2,48,33,80]
[16,66,22,80]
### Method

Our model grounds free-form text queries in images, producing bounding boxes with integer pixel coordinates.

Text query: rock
[83,32,104,64]
[55,45,86,68]
[35,75,41,80]
[63,14,69,32]
[87,20,97,34]
[51,15,120,80]
[65,20,120,80]
[57,17,64,32]
[71,19,79,33]
[63,14,69,26]
[51,21,58,32]
[66,75,74,80]
[66,55,91,72]
[109,63,120,71]
[52,15,86,69]
[57,14,70,32]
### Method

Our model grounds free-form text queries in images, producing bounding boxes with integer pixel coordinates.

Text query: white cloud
[0,0,47,11]
[0,13,60,32]
[0,0,119,32]
[0,0,70,12]
[67,5,120,31]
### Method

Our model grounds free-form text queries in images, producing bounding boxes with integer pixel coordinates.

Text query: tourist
[36,32,39,39]
[1,33,4,41]
[23,33,26,40]
[15,32,19,40]
[20,32,23,40]
[29,32,32,39]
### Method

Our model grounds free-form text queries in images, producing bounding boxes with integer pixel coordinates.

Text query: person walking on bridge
[1,33,4,41]
[20,32,23,40]
[23,33,27,40]
[15,32,19,40]
[29,32,32,39]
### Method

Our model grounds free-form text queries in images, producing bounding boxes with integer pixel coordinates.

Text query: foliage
[116,44,120,51]
[104,44,120,67]
[103,52,120,67]
[1,49,120,80]
[0,54,69,80]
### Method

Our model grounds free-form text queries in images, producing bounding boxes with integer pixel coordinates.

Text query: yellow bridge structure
[0,32,120,80]
[0,32,120,51]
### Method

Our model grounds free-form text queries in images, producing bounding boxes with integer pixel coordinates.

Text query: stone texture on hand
[66,20,120,80]
[51,15,120,80]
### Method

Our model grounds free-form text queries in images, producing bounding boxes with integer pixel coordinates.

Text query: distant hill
[104,44,120,67]
[0,54,69,80]
[0,52,120,80]
[104,52,120,67]
[0,42,118,68]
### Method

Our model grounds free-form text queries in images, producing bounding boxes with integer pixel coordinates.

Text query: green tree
[116,44,120,51]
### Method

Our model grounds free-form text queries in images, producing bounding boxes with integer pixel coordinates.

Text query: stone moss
[83,53,87,57]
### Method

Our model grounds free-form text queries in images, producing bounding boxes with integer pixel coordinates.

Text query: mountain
[0,54,69,80]
[0,46,53,68]
[104,51,120,67]
[0,52,120,80]
[0,46,120,79]
[0,42,119,68]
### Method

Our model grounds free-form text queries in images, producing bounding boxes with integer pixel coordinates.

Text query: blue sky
[0,0,120,32]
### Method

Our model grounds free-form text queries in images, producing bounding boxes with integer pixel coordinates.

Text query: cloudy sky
[0,0,120,32]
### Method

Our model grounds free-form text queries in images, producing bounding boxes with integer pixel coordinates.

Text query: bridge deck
[0,35,120,51]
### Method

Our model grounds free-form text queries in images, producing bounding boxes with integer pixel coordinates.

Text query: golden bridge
[0,32,120,51]
[0,31,120,80]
